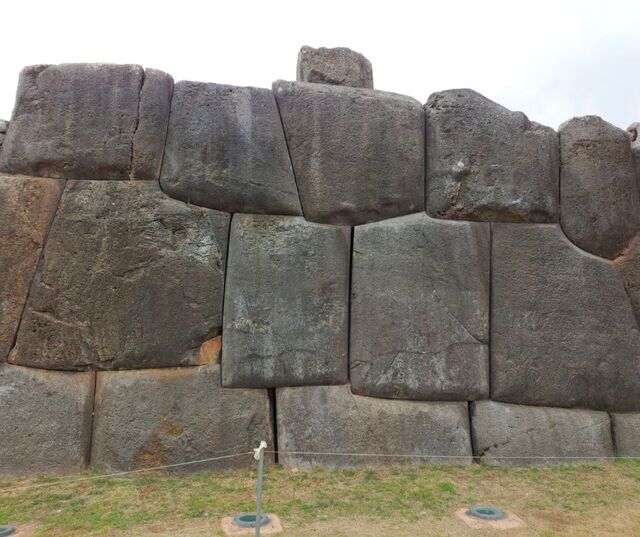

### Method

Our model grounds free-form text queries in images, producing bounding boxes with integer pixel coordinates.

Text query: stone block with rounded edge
[296,46,373,88]
[274,80,424,225]
[492,224,640,411]
[611,413,640,457]
[426,89,559,222]
[90,364,274,473]
[614,234,640,326]
[9,180,230,370]
[471,401,613,466]
[350,213,489,400]
[560,116,640,259]
[277,385,472,469]
[160,81,301,215]
[0,364,94,477]
[222,214,350,388]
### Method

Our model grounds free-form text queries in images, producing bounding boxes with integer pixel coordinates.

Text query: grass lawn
[2,460,640,536]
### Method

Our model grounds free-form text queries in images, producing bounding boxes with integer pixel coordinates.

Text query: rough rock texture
[492,224,640,411]
[426,89,559,222]
[626,121,640,180]
[9,180,230,370]
[611,413,640,457]
[160,81,301,215]
[614,234,640,325]
[560,116,640,259]
[91,364,274,473]
[0,175,64,360]
[274,80,424,225]
[350,213,489,400]
[222,214,350,388]
[0,119,7,148]
[296,46,373,88]
[277,385,472,469]
[0,364,94,477]
[471,401,613,466]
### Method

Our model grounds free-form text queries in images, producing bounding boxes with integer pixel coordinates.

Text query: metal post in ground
[254,440,267,537]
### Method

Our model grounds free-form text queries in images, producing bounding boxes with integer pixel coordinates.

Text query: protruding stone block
[611,413,640,457]
[160,81,301,215]
[560,116,640,259]
[614,234,640,325]
[274,80,424,225]
[492,224,640,411]
[626,121,640,180]
[426,89,559,222]
[222,214,350,388]
[296,46,373,88]
[471,401,613,466]
[277,385,472,469]
[350,213,489,400]
[91,365,274,472]
[10,180,230,370]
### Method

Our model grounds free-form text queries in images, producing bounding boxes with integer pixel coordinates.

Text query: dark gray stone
[296,46,373,88]
[277,385,472,469]
[9,180,230,370]
[350,213,489,400]
[222,214,350,388]
[426,89,559,222]
[472,401,613,466]
[614,234,640,325]
[160,81,301,215]
[492,224,640,411]
[274,80,424,225]
[91,364,274,473]
[560,116,640,259]
[611,413,640,458]
[0,119,8,133]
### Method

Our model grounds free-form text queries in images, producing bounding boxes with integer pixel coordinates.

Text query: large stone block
[160,81,301,215]
[426,89,559,222]
[611,413,640,458]
[613,234,640,325]
[274,80,424,225]
[492,224,640,411]
[91,364,273,473]
[350,213,489,400]
[277,385,472,469]
[560,116,640,259]
[471,401,613,466]
[0,175,64,360]
[9,180,230,370]
[222,214,350,388]
[0,364,94,477]
[296,46,373,88]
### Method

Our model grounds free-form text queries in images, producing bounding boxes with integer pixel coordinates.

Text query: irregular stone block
[350,213,489,400]
[0,364,94,477]
[614,234,640,325]
[274,80,424,225]
[160,81,301,215]
[222,214,350,388]
[492,224,640,411]
[296,46,373,88]
[9,180,230,370]
[91,364,273,472]
[0,119,8,133]
[0,175,64,360]
[426,89,559,222]
[471,401,613,466]
[626,122,640,180]
[611,413,640,457]
[560,116,640,259]
[277,385,472,469]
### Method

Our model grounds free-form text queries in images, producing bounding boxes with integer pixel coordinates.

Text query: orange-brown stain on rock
[195,335,222,365]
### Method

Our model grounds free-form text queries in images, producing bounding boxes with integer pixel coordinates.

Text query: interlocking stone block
[611,413,640,458]
[297,46,373,88]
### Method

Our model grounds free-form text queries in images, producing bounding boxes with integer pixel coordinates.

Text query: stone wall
[1,46,640,476]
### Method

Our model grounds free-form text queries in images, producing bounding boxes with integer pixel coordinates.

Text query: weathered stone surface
[274,80,424,225]
[0,119,8,133]
[560,116,640,259]
[0,364,94,477]
[222,214,350,388]
[296,46,373,88]
[614,234,640,325]
[471,401,613,466]
[626,121,640,180]
[350,213,489,400]
[277,385,472,469]
[160,81,301,215]
[9,180,230,370]
[0,175,64,360]
[492,224,640,411]
[611,413,640,457]
[91,364,274,472]
[426,89,559,222]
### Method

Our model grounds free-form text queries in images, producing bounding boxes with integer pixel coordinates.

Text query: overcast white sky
[1,0,639,130]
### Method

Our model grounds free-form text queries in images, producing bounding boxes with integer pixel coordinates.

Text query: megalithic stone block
[9,180,230,370]
[274,80,424,225]
[296,46,374,88]
[614,234,640,325]
[160,81,301,215]
[350,213,490,400]
[426,89,559,222]
[222,214,350,388]
[611,413,640,458]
